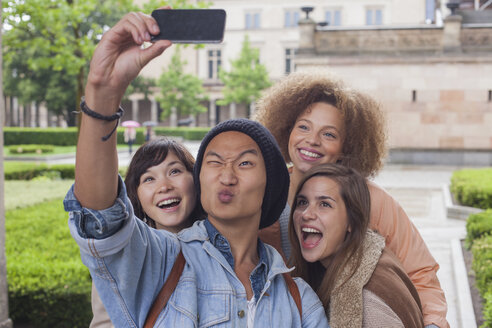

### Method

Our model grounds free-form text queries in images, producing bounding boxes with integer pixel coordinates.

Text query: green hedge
[6,199,92,327]
[8,144,54,154]
[4,127,210,145]
[4,162,127,180]
[466,210,492,248]
[4,162,76,180]
[4,127,79,146]
[472,235,492,328]
[451,168,492,209]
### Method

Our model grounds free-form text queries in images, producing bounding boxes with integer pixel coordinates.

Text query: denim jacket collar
[203,218,269,301]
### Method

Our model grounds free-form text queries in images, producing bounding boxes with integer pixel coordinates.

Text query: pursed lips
[218,189,234,203]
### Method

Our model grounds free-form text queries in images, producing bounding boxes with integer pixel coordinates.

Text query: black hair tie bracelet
[78,98,125,141]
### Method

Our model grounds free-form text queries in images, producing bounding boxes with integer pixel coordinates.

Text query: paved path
[41,143,473,326]
[374,165,470,328]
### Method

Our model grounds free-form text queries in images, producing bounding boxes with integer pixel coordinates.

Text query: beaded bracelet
[79,98,124,141]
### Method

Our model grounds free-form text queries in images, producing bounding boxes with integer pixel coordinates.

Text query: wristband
[79,98,125,141]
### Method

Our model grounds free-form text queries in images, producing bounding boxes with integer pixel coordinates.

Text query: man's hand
[85,10,172,114]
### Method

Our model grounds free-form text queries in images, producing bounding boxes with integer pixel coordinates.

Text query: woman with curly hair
[256,71,448,328]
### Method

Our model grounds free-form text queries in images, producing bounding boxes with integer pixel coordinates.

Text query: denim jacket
[64,178,329,328]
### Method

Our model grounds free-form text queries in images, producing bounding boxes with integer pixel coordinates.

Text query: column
[12,97,18,126]
[30,101,36,127]
[443,14,462,53]
[150,99,158,122]
[209,99,216,126]
[170,107,177,127]
[249,102,256,119]
[132,99,139,122]
[39,103,48,128]
[229,102,236,119]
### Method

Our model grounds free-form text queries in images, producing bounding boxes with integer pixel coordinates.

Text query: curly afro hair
[254,71,387,177]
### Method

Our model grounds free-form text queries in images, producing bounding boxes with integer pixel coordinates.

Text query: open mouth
[298,149,322,160]
[301,227,323,247]
[157,198,181,209]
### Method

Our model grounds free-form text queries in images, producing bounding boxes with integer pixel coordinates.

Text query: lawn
[4,179,74,210]
[4,144,136,157]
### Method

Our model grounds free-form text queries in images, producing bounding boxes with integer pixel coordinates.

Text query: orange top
[366,180,448,328]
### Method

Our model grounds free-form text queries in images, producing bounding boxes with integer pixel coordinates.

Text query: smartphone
[151,9,226,43]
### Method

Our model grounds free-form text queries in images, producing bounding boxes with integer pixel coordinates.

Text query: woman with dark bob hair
[256,71,448,328]
[91,137,203,328]
[289,163,424,327]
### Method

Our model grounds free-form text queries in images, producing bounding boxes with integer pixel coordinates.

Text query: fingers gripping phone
[151,9,226,43]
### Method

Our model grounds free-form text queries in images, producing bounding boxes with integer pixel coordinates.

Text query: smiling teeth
[302,227,321,234]
[300,149,321,158]
[158,198,179,206]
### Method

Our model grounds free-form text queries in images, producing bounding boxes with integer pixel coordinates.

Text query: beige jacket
[90,283,113,328]
[329,230,424,328]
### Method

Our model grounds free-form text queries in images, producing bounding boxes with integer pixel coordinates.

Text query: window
[285,10,300,27]
[425,0,435,23]
[366,8,383,25]
[325,9,342,26]
[208,49,222,80]
[245,12,261,29]
[285,48,297,74]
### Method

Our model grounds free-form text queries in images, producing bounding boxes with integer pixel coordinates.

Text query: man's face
[199,131,266,227]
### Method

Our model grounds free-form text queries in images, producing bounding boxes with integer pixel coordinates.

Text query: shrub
[483,292,492,328]
[4,127,79,146]
[154,126,210,140]
[466,210,492,248]
[8,144,54,154]
[451,168,492,209]
[4,162,127,180]
[6,199,92,327]
[472,235,492,298]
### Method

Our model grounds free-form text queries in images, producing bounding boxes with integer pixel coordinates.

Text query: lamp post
[446,1,460,15]
[301,6,314,20]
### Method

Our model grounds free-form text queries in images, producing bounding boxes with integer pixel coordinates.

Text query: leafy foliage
[157,46,208,119]
[8,144,54,154]
[2,0,136,125]
[466,210,492,248]
[124,76,157,102]
[450,168,492,209]
[218,35,271,107]
[2,0,209,126]
[6,199,92,327]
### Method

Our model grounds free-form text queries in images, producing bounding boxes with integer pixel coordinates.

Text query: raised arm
[74,12,171,209]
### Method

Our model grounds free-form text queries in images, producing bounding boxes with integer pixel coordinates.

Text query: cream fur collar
[329,230,385,328]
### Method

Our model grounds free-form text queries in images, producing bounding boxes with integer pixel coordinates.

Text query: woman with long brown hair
[289,164,424,327]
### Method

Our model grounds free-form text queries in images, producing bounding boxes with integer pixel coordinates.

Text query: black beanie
[193,119,289,229]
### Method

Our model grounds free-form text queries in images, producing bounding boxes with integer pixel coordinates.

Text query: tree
[2,0,135,125]
[156,46,208,121]
[124,76,157,102]
[2,0,208,126]
[218,35,271,114]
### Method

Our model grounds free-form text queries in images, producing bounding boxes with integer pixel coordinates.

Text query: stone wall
[296,16,492,153]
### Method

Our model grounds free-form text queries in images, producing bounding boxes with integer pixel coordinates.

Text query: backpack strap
[144,250,186,328]
[283,272,302,319]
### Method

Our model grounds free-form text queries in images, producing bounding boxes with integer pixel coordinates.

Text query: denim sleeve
[294,277,331,327]
[63,176,129,239]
